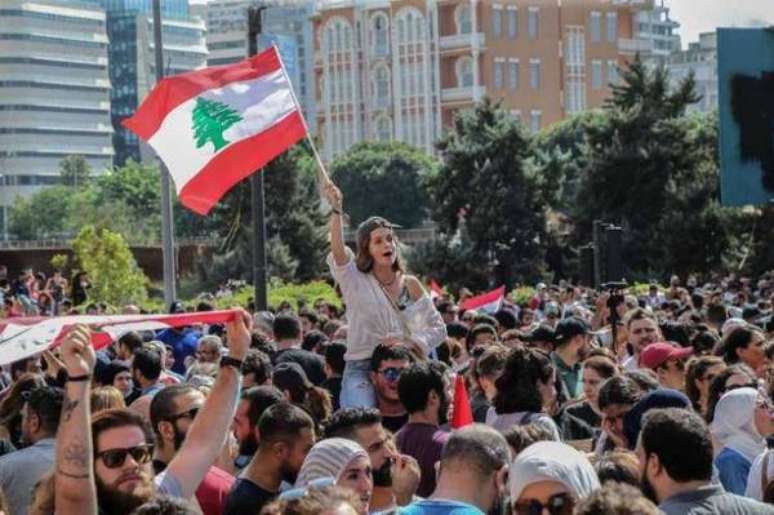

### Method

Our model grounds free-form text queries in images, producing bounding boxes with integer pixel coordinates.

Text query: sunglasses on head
[513,493,574,515]
[379,367,404,382]
[96,444,153,469]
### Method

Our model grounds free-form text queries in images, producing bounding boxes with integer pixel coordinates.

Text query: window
[528,7,539,39]
[493,59,504,89]
[510,109,521,123]
[606,12,618,43]
[492,6,502,38]
[375,116,391,141]
[508,59,519,89]
[456,5,472,34]
[591,60,603,89]
[507,8,517,39]
[374,66,390,106]
[372,13,388,56]
[590,11,601,43]
[607,59,619,84]
[457,56,474,87]
[530,110,542,133]
[529,59,540,89]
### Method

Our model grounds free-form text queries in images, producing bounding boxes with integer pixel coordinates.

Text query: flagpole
[248,5,268,312]
[153,0,177,307]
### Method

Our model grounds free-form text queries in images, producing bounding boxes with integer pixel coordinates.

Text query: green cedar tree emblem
[191,97,243,152]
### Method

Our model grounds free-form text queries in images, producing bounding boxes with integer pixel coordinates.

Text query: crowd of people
[0,180,771,514]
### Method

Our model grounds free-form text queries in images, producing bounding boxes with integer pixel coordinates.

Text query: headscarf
[623,388,692,449]
[710,387,765,462]
[295,438,369,488]
[509,441,600,502]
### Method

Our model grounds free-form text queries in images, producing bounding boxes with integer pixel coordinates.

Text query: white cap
[509,441,599,502]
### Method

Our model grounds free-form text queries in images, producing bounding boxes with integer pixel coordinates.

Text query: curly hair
[493,347,554,414]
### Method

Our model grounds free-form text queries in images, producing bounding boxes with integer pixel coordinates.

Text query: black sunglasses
[96,444,153,469]
[166,407,200,423]
[513,493,574,515]
[724,382,758,393]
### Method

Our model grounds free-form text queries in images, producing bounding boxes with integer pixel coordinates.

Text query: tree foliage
[59,155,92,188]
[330,141,438,228]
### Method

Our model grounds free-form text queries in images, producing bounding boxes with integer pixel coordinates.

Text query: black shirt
[223,478,278,515]
[382,413,409,433]
[565,401,601,428]
[323,376,342,412]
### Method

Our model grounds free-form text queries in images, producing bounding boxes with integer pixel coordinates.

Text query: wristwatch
[220,356,243,371]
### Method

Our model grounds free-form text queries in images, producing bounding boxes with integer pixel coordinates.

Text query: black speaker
[605,226,624,283]
[580,245,595,287]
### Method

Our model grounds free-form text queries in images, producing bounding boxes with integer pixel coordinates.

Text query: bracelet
[220,356,244,370]
[67,373,91,382]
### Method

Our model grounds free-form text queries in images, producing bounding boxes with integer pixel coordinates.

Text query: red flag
[450,374,474,429]
[0,310,241,366]
[459,286,505,313]
[429,280,444,300]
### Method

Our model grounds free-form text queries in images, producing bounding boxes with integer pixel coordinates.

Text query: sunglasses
[513,493,574,515]
[96,444,153,469]
[278,476,336,501]
[379,367,405,383]
[167,407,200,423]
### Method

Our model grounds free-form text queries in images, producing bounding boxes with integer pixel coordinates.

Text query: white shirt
[327,251,446,361]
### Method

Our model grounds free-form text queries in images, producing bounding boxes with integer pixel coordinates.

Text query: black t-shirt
[382,413,409,434]
[223,477,278,515]
[323,376,342,412]
[565,401,601,428]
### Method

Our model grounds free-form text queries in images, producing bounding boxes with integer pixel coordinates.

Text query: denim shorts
[340,359,376,409]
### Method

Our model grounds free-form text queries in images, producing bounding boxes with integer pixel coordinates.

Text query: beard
[172,425,186,452]
[640,469,659,504]
[280,461,299,485]
[239,433,259,457]
[372,457,393,487]
[96,471,153,514]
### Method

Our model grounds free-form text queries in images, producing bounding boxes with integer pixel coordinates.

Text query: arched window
[456,4,472,34]
[374,116,392,141]
[456,56,474,87]
[372,13,388,56]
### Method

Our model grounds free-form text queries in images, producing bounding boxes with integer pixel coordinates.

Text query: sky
[666,0,774,48]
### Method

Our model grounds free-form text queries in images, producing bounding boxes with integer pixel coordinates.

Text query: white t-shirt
[327,251,446,361]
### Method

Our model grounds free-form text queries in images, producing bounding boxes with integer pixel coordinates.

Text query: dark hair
[324,407,382,440]
[574,483,659,515]
[92,408,155,451]
[435,338,463,367]
[324,341,347,376]
[583,356,618,380]
[129,494,202,514]
[706,304,728,327]
[659,321,692,348]
[250,332,276,358]
[369,344,413,372]
[446,322,469,340]
[273,314,302,341]
[623,370,660,393]
[502,423,556,455]
[261,486,361,515]
[241,385,285,426]
[149,385,197,439]
[684,356,725,411]
[24,386,64,436]
[598,376,641,411]
[132,347,162,382]
[493,347,554,414]
[592,450,641,487]
[397,362,446,414]
[196,301,214,312]
[494,309,517,330]
[691,329,720,355]
[242,350,273,385]
[299,309,319,327]
[705,363,757,423]
[475,345,509,379]
[465,324,498,353]
[354,217,405,274]
[119,331,144,354]
[301,330,328,353]
[10,357,37,381]
[257,402,315,445]
[640,408,713,482]
[439,424,510,480]
[719,325,762,364]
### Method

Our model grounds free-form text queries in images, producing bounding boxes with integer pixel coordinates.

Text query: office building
[668,31,717,113]
[630,0,680,66]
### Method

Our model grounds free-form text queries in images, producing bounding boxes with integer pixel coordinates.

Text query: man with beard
[395,362,451,498]
[54,311,252,514]
[223,402,315,515]
[231,385,284,469]
[150,384,235,515]
[325,407,421,512]
[551,317,591,400]
[636,408,770,514]
[622,309,662,371]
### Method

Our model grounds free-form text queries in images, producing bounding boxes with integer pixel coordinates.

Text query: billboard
[717,28,774,206]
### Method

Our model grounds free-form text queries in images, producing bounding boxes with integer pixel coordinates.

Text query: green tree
[330,141,438,228]
[8,187,70,239]
[192,97,242,152]
[72,225,148,306]
[426,98,546,287]
[59,155,92,188]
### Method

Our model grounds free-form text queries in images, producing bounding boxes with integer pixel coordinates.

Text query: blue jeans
[340,359,376,409]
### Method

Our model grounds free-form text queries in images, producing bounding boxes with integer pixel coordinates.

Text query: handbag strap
[762,449,771,495]
[375,278,412,338]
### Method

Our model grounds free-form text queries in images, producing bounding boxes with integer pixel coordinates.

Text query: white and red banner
[123,46,307,215]
[459,286,506,314]
[0,310,240,366]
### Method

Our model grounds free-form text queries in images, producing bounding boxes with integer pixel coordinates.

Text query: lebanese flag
[429,280,444,300]
[450,374,474,429]
[0,310,241,366]
[460,286,505,313]
[123,46,306,215]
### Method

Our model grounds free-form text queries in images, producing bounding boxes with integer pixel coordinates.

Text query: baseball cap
[527,325,555,343]
[639,342,693,370]
[273,362,313,392]
[553,317,589,343]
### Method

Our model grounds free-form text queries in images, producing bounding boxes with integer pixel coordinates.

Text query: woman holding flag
[323,181,446,409]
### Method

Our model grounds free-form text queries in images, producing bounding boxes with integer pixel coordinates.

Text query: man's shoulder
[0,439,54,466]
[399,499,484,515]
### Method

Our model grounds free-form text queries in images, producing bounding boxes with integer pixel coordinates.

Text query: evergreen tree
[192,97,243,152]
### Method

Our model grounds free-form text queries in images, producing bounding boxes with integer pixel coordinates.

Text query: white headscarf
[710,387,766,462]
[509,441,600,502]
[295,438,369,488]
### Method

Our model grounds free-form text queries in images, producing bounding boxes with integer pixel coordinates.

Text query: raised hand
[225,308,252,361]
[59,324,95,378]
[323,181,343,212]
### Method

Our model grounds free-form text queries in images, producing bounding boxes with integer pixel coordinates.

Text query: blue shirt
[157,328,201,374]
[399,499,484,515]
[715,447,751,495]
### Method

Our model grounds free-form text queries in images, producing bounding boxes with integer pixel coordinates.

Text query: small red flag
[450,374,474,429]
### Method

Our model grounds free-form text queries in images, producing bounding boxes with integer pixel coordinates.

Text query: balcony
[439,32,485,52]
[441,85,486,103]
[618,38,653,55]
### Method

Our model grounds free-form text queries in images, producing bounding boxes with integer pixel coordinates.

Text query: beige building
[312,0,655,161]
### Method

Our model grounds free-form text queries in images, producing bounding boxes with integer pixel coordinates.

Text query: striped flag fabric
[0,310,241,366]
[459,286,506,314]
[123,46,307,215]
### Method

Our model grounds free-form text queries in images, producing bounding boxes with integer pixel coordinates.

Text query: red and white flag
[459,286,505,314]
[0,310,240,366]
[123,46,307,215]
[429,280,444,300]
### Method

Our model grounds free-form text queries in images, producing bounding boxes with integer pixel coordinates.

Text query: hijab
[295,438,369,488]
[710,387,765,462]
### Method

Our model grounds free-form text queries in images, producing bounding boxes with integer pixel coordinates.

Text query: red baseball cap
[640,342,694,369]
